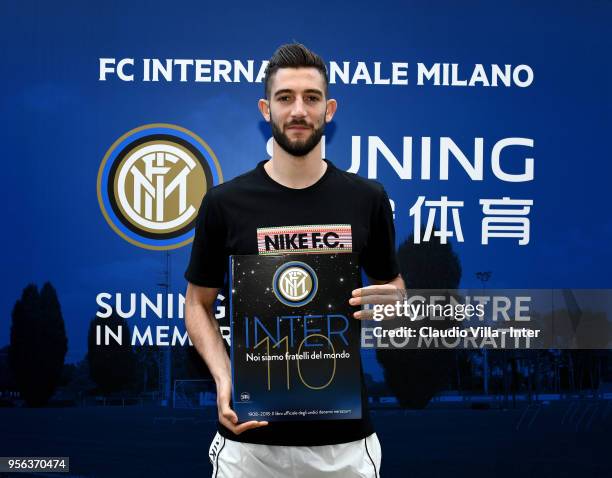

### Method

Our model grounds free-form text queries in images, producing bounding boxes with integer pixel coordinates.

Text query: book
[229,253,363,422]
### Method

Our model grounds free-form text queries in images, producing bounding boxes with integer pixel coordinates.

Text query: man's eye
[278,96,290,102]
[306,96,320,102]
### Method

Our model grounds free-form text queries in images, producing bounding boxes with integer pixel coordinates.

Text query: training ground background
[1,403,611,478]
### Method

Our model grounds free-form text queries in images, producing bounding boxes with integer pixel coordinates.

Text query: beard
[270,115,326,157]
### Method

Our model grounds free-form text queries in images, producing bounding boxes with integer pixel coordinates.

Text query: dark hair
[264,43,329,98]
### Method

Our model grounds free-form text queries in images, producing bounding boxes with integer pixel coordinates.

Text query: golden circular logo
[273,262,318,307]
[97,124,223,250]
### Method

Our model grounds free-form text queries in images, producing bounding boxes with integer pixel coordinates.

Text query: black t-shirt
[185,159,399,446]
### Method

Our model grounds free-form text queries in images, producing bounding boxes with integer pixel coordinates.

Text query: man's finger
[349,294,397,306]
[352,285,399,297]
[219,402,239,424]
[221,409,238,425]
[219,415,268,434]
[353,309,374,320]
[233,420,269,435]
[219,414,234,430]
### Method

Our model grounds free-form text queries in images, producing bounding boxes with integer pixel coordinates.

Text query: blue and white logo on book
[273,261,318,307]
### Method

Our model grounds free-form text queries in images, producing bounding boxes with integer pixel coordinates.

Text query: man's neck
[264,141,327,189]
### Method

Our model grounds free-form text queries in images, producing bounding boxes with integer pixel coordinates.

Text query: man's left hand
[349,284,404,320]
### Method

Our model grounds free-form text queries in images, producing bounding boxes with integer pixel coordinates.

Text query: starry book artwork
[229,253,363,422]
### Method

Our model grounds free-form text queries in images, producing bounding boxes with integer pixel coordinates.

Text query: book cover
[229,253,363,422]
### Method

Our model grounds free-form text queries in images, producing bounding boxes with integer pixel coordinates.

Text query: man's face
[263,67,335,157]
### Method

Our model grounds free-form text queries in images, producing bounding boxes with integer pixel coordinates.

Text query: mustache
[285,120,312,128]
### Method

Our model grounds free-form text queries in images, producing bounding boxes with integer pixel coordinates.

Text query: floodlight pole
[157,251,173,407]
[476,271,492,396]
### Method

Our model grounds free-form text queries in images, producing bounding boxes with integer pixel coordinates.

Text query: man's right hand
[216,379,268,435]
[184,283,268,435]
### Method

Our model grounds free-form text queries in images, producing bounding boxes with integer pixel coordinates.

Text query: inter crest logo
[273,261,318,307]
[97,124,223,250]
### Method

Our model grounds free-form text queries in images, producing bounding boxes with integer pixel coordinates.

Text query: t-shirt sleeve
[360,186,400,282]
[184,189,228,288]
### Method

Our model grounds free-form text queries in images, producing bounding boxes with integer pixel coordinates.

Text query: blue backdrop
[2,2,611,477]
[2,0,610,379]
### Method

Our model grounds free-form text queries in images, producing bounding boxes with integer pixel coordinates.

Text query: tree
[9,283,68,406]
[0,345,16,392]
[133,344,160,393]
[87,312,137,393]
[172,344,212,381]
[61,359,96,401]
[397,233,462,290]
[376,232,461,408]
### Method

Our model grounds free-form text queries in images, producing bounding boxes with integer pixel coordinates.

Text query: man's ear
[325,98,337,123]
[258,99,270,122]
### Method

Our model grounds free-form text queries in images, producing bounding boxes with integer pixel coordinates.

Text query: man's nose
[290,98,307,117]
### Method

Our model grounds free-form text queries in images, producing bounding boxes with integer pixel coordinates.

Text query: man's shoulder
[330,163,387,198]
[205,164,261,199]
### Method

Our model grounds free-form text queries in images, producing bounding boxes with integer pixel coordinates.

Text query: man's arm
[185,282,268,433]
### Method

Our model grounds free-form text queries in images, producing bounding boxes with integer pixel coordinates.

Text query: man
[185,43,405,477]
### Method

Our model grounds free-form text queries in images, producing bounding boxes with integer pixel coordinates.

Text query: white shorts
[208,431,382,478]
